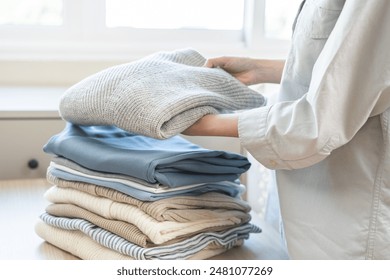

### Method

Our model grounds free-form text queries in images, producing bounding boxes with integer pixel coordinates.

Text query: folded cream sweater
[59,49,265,139]
[44,186,250,244]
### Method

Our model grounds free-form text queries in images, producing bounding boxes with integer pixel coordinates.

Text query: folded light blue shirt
[43,123,251,187]
[48,167,245,201]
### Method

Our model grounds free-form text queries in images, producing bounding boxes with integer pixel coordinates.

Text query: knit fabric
[47,162,251,220]
[35,221,133,260]
[38,213,258,260]
[35,220,242,260]
[44,186,251,244]
[58,49,265,139]
[48,173,251,223]
[48,187,250,224]
[46,203,153,247]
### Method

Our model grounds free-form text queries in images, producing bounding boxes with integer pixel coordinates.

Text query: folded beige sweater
[47,171,251,222]
[44,186,250,244]
[35,221,231,260]
[46,203,153,247]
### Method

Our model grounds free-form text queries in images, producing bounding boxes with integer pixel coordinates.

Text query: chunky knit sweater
[59,49,265,139]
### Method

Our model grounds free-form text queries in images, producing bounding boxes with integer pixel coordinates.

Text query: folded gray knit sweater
[59,49,265,139]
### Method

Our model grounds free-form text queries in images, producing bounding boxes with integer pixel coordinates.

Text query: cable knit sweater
[59,48,265,139]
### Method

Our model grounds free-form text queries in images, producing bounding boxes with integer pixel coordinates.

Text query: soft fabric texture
[35,221,235,260]
[43,124,251,187]
[47,173,250,223]
[35,220,132,260]
[44,186,251,244]
[45,203,190,247]
[38,213,259,260]
[48,161,245,196]
[48,157,245,196]
[47,167,245,201]
[46,203,153,247]
[58,48,265,139]
[52,156,158,188]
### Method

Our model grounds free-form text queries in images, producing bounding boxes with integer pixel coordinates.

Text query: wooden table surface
[0,178,288,260]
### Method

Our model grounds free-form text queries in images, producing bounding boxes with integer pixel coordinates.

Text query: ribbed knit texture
[35,220,252,260]
[44,186,251,244]
[35,220,133,260]
[46,203,152,247]
[37,214,258,260]
[46,170,251,222]
[59,48,265,139]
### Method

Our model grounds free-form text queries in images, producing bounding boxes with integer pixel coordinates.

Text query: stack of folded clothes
[35,48,265,260]
[35,124,262,260]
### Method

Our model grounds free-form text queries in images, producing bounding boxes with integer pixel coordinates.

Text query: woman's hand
[182,114,239,137]
[205,56,285,85]
[182,56,285,138]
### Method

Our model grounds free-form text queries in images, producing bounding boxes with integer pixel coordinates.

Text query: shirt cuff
[238,106,291,170]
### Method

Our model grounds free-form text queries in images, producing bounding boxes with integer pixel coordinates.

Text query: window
[106,0,244,30]
[0,0,303,220]
[0,0,62,26]
[0,0,302,59]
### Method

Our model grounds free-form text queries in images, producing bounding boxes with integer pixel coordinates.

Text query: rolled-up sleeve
[238,0,390,170]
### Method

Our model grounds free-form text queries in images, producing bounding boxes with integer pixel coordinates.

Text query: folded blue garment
[48,167,245,201]
[43,123,251,187]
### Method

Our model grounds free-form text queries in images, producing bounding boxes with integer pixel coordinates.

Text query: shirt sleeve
[238,0,390,170]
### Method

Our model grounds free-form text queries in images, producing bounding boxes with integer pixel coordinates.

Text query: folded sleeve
[238,0,390,170]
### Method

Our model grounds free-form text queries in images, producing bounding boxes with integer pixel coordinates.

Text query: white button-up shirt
[238,0,390,259]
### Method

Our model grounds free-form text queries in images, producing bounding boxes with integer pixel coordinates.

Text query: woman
[184,0,390,259]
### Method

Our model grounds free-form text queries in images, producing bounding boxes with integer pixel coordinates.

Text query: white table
[0,178,288,260]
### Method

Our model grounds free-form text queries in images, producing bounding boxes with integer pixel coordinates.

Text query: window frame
[0,0,291,60]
